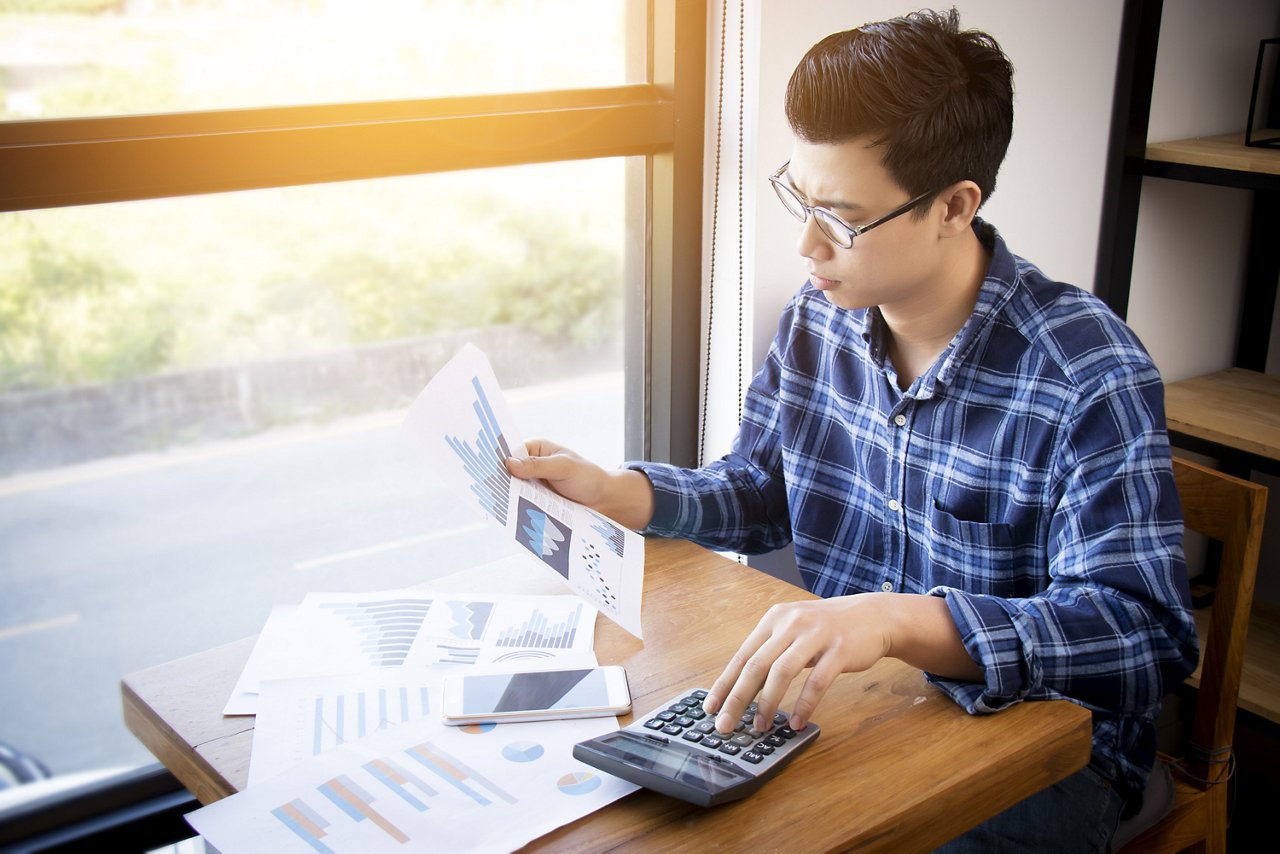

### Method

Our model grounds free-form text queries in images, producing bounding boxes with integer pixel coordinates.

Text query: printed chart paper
[249,672,442,788]
[248,655,598,786]
[225,592,597,716]
[190,710,637,853]
[402,343,645,638]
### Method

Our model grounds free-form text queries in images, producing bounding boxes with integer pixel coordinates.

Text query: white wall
[701,0,1278,442]
[701,0,1127,457]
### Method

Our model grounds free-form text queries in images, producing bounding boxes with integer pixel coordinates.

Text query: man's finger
[505,452,570,481]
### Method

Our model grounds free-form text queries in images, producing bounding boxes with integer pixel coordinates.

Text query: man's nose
[796,215,833,260]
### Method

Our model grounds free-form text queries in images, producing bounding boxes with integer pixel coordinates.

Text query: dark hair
[784,8,1013,213]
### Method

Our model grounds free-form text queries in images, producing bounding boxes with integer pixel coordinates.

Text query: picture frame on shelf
[1245,37,1280,148]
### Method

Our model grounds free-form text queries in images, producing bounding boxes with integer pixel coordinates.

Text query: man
[506,9,1197,850]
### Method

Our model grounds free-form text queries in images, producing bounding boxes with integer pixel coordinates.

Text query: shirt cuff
[624,461,699,536]
[925,586,1039,714]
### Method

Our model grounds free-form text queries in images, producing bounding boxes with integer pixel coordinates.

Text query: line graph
[447,600,494,640]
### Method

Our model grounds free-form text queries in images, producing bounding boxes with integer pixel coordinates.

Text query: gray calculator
[572,688,820,807]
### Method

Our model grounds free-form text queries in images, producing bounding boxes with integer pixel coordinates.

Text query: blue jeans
[934,762,1124,853]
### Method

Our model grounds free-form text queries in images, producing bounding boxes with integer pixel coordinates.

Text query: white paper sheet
[224,592,597,716]
[189,710,638,853]
[401,343,645,638]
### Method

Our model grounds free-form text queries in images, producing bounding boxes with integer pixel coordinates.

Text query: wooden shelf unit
[1151,132,1280,726]
[1165,368,1280,465]
[1144,130,1280,725]
[1145,131,1280,180]
[1192,601,1280,726]
[1091,7,1280,844]
[1092,3,1280,728]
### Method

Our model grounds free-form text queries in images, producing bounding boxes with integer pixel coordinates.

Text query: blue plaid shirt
[631,221,1198,804]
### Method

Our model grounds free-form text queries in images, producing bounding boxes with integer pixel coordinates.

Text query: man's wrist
[880,592,981,681]
[597,468,655,532]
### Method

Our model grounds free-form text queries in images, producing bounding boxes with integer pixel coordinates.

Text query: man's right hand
[504,439,655,531]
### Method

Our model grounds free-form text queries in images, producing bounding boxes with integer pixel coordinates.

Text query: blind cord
[699,0,746,469]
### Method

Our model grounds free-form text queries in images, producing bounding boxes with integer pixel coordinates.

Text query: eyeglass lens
[772,179,852,247]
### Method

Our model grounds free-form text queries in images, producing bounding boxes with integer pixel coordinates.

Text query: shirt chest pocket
[925,497,1045,598]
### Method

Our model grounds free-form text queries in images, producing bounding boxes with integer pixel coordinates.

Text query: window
[0,0,630,120]
[0,0,702,823]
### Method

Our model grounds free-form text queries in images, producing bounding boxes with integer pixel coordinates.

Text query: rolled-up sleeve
[925,363,1199,719]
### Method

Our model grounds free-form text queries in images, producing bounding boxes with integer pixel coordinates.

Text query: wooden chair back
[1121,456,1267,853]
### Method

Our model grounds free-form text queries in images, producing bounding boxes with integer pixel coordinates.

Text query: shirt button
[894,414,907,427]
[887,498,901,512]
[881,581,894,592]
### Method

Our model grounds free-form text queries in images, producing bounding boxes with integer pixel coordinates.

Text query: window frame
[0,0,705,842]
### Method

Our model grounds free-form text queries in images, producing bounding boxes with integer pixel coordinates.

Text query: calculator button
[777,727,797,739]
[764,734,786,747]
[695,720,718,734]
[701,736,724,749]
[692,690,708,699]
[730,734,754,747]
[675,716,695,728]
[742,751,764,764]
[718,744,741,756]
[670,704,690,714]
[682,730,705,743]
[754,743,775,755]
[656,711,677,722]
[644,718,666,730]
[662,724,684,736]
[680,696,701,706]
[773,712,790,726]
[744,728,765,739]
[686,707,707,720]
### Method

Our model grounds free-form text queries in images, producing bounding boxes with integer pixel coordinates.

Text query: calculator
[572,688,820,807]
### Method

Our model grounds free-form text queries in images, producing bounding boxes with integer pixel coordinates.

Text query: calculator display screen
[593,731,750,791]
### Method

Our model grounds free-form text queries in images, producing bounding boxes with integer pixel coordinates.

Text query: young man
[507,9,1197,850]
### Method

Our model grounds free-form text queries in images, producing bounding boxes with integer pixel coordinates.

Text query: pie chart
[460,722,496,734]
[502,741,545,763]
[557,771,602,795]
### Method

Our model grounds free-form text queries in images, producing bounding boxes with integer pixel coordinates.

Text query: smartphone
[440,665,631,725]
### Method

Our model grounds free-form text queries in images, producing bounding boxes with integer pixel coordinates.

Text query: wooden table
[123,538,1092,852]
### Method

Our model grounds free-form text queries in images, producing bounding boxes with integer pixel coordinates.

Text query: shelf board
[1165,368,1280,464]
[1146,131,1280,176]
[1192,602,1280,726]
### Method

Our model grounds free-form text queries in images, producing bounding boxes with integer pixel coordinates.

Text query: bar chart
[309,685,431,755]
[314,597,433,668]
[444,376,513,525]
[494,602,584,649]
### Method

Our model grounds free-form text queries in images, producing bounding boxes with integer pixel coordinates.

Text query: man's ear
[936,180,983,237]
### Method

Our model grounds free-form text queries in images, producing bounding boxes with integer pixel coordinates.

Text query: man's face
[781,138,941,312]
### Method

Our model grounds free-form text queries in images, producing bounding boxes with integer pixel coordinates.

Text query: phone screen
[461,668,610,715]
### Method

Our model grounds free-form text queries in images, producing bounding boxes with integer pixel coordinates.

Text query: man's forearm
[880,592,983,682]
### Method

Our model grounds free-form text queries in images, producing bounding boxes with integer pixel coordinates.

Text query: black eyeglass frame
[769,161,936,249]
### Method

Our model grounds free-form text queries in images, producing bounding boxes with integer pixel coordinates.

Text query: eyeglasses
[769,162,934,249]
